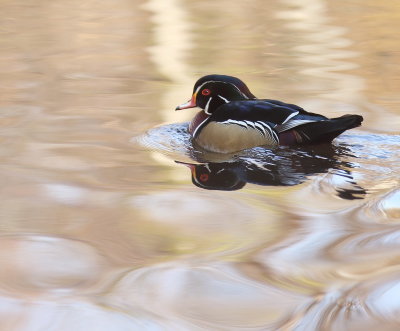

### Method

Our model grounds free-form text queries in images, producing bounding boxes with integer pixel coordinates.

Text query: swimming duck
[176,74,363,153]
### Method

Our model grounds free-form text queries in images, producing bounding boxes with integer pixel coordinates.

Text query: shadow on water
[138,122,366,199]
[177,145,366,199]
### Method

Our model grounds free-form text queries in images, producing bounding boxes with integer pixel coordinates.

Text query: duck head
[176,74,256,115]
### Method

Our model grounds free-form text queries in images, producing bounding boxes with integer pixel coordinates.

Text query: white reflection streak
[44,184,87,205]
[277,0,364,102]
[143,0,194,122]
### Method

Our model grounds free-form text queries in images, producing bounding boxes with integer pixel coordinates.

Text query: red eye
[199,173,209,182]
[201,89,211,96]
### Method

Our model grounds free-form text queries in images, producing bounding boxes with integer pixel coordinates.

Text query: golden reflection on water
[144,0,195,125]
[277,0,365,104]
[0,0,400,330]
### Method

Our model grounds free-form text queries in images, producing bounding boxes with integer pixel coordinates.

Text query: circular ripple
[354,188,400,224]
[134,122,193,158]
[106,261,311,329]
[0,235,107,295]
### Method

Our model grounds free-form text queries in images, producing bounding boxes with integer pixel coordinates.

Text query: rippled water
[1,0,400,330]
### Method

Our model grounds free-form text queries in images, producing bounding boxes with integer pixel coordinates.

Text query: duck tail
[294,114,363,143]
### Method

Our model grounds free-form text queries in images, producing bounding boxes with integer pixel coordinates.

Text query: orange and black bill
[176,93,197,110]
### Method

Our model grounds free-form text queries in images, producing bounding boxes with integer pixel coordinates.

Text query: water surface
[0,0,399,330]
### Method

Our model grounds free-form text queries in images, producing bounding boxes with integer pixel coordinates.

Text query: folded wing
[209,99,327,139]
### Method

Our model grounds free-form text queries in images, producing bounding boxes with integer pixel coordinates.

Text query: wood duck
[176,74,363,153]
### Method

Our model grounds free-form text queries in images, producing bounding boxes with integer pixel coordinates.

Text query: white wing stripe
[276,119,317,132]
[281,111,299,124]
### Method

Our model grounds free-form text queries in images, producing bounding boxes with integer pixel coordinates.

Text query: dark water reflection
[1,0,400,330]
[176,143,365,199]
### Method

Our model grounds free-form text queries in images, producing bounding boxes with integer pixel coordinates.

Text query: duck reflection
[177,144,366,199]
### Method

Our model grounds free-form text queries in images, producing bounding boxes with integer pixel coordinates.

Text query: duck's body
[176,75,363,153]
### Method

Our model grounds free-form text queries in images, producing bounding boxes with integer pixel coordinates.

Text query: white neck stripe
[218,94,230,103]
[204,97,212,115]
